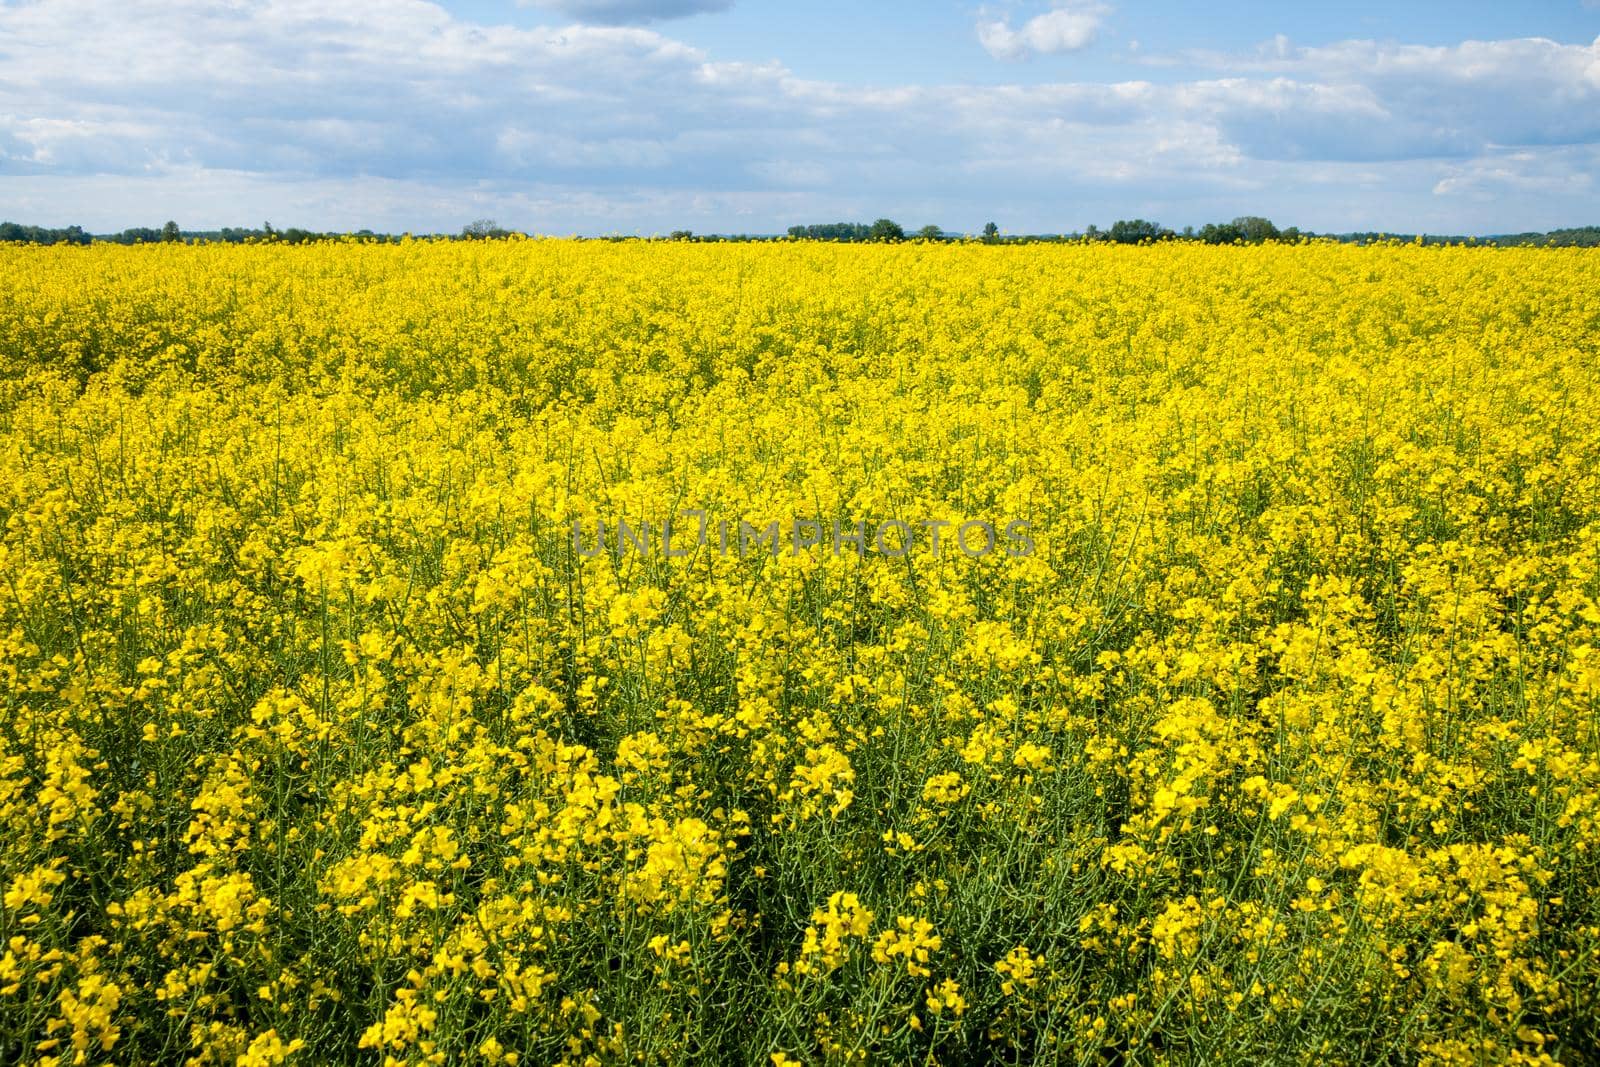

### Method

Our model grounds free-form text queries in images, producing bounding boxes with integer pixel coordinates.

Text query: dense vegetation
[4,218,1597,246]
[0,240,1597,1065]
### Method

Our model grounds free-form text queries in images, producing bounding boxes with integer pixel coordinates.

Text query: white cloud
[0,2,1596,233]
[978,3,1110,61]
[1189,35,1600,160]
[521,0,732,24]
[1432,148,1596,199]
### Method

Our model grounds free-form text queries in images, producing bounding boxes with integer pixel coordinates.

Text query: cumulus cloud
[1189,36,1600,160]
[1431,148,1596,199]
[0,1,1596,233]
[977,3,1110,60]
[521,0,732,25]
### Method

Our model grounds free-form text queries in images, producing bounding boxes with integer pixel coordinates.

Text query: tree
[161,220,181,243]
[982,221,1000,242]
[0,222,90,245]
[1232,216,1279,243]
[1198,221,1243,244]
[462,218,509,239]
[786,222,872,241]
[1541,226,1600,247]
[869,218,905,242]
[668,230,694,241]
[1108,219,1169,244]
[916,225,944,241]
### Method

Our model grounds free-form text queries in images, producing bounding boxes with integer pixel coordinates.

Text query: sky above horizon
[2,0,1598,235]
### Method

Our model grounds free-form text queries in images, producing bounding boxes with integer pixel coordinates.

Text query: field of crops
[0,238,1597,1065]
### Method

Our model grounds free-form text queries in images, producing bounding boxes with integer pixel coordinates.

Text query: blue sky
[2,0,1597,234]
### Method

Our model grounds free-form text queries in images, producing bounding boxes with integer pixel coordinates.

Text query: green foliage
[1,214,1595,249]
[868,218,905,242]
[1108,219,1171,243]
[786,222,874,241]
[1232,216,1280,242]
[461,218,512,239]
[0,221,91,245]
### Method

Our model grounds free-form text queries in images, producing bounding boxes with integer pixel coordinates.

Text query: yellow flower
[872,916,942,977]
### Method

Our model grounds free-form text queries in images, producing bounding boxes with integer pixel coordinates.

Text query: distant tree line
[1328,225,1600,248]
[0,222,91,245]
[785,222,872,241]
[98,221,400,245]
[772,216,1597,247]
[3,216,1598,248]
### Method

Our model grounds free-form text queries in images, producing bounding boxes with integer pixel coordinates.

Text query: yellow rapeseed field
[0,238,1598,1065]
